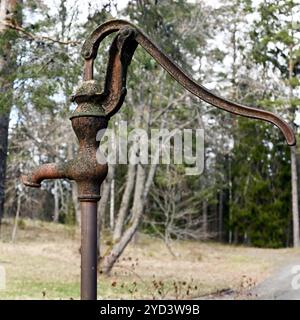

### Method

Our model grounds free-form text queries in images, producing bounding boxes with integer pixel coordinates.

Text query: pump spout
[21,163,68,188]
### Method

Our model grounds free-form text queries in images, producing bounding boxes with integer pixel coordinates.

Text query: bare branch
[1,21,80,46]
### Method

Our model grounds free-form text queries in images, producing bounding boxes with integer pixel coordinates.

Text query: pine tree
[250,0,300,246]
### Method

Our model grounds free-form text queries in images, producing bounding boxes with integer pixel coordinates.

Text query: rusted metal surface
[80,201,97,300]
[21,19,296,301]
[82,27,138,117]
[22,116,108,200]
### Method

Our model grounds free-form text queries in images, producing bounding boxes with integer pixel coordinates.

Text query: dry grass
[0,218,299,300]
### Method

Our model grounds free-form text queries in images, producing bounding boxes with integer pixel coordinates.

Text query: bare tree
[0,0,20,233]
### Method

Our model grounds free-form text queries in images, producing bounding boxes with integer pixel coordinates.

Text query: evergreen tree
[249,0,300,246]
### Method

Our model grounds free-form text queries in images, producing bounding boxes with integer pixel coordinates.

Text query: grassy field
[0,218,299,300]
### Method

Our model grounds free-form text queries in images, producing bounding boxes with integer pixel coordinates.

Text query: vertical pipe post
[80,201,98,300]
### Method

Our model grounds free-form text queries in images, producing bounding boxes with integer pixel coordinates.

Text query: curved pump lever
[81,19,296,146]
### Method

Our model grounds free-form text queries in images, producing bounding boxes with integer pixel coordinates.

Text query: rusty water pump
[21,19,295,300]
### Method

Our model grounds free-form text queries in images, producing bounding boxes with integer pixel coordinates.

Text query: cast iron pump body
[22,20,296,300]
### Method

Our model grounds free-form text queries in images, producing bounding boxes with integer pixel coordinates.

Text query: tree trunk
[97,164,114,259]
[102,163,145,275]
[53,180,59,222]
[11,191,21,243]
[0,0,19,231]
[218,190,223,241]
[202,200,208,238]
[0,115,9,225]
[288,44,299,248]
[109,177,115,230]
[291,145,300,247]
[72,182,81,226]
[67,141,81,225]
[113,164,136,242]
[97,173,111,232]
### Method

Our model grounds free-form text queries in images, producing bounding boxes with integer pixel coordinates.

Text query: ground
[0,219,299,300]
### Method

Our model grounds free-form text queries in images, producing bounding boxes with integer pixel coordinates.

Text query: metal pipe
[80,201,98,300]
[21,163,68,188]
